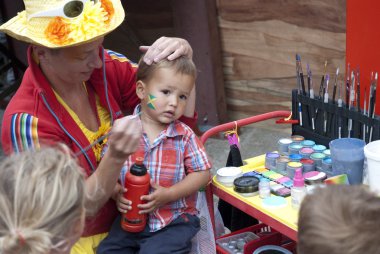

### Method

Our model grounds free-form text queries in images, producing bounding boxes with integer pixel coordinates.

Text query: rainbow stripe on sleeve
[11,113,40,153]
[106,49,138,67]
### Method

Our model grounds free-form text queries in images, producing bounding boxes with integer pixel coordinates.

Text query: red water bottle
[121,157,150,232]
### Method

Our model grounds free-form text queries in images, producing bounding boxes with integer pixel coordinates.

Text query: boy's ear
[136,80,146,99]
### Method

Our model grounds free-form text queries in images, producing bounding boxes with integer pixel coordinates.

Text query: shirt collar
[134,104,186,138]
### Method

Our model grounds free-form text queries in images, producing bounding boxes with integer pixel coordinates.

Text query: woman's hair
[136,55,197,82]
[0,146,86,254]
[298,185,380,254]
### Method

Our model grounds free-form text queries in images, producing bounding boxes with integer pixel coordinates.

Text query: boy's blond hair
[298,185,380,254]
[0,146,86,254]
[137,55,197,82]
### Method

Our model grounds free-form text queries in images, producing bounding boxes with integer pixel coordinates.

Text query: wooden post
[171,0,227,126]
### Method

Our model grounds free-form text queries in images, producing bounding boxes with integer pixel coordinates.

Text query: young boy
[298,185,380,254]
[97,56,211,254]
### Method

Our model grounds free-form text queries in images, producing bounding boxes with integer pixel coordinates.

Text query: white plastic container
[216,167,243,187]
[364,140,380,193]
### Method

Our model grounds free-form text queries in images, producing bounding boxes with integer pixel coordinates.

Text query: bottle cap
[135,157,144,165]
[131,157,147,176]
[293,168,304,187]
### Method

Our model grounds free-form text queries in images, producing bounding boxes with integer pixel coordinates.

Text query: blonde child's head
[0,146,86,254]
[298,185,380,254]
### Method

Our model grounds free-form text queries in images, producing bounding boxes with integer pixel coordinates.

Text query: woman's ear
[136,80,146,100]
[32,45,48,62]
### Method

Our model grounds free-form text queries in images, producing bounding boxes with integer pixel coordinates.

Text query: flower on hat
[45,17,72,45]
[45,0,114,46]
[101,0,115,24]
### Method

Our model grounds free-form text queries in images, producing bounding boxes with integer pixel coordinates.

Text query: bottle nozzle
[293,168,304,187]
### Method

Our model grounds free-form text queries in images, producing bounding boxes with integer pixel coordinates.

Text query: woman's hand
[140,37,193,65]
[106,115,142,163]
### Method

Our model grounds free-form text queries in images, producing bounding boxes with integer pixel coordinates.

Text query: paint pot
[300,158,315,173]
[299,147,314,159]
[216,167,243,187]
[291,135,304,143]
[312,144,327,153]
[233,176,260,197]
[278,138,293,155]
[265,152,280,170]
[288,143,303,154]
[275,156,290,175]
[304,171,327,185]
[321,157,333,176]
[286,161,302,178]
[301,140,315,148]
[323,149,331,158]
[289,153,303,162]
[310,152,326,169]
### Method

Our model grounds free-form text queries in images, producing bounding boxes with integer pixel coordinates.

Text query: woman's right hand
[107,115,142,163]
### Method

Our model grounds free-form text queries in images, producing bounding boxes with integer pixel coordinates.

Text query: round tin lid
[233,176,260,193]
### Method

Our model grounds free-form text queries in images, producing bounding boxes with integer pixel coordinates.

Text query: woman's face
[41,37,104,84]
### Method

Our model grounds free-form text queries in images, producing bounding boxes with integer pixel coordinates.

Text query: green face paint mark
[147,94,157,110]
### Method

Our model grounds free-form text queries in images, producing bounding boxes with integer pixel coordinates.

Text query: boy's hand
[138,181,172,214]
[116,187,132,214]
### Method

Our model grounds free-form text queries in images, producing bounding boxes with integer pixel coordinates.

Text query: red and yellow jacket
[1,46,197,236]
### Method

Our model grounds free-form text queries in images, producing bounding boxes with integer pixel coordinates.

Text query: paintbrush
[296,54,303,126]
[356,67,361,112]
[307,63,311,96]
[297,55,306,96]
[367,72,374,137]
[323,74,330,134]
[338,80,343,138]
[319,61,327,100]
[327,67,339,135]
[369,72,378,142]
[332,67,339,104]
[348,70,355,138]
[307,63,316,130]
[345,63,351,108]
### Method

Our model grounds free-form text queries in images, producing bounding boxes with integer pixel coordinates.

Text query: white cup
[364,140,380,193]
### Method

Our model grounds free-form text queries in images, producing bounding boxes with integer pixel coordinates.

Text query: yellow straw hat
[0,0,125,48]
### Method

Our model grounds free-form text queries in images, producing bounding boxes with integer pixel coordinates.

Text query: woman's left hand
[140,37,193,65]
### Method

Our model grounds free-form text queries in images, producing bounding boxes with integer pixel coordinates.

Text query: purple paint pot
[265,152,280,170]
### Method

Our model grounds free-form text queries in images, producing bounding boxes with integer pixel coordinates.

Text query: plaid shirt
[120,111,211,232]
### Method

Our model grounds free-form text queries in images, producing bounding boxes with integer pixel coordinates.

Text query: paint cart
[200,111,299,253]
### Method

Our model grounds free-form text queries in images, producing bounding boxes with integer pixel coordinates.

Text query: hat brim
[0,0,125,48]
